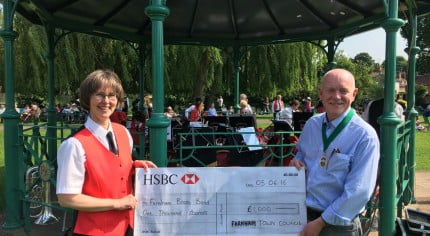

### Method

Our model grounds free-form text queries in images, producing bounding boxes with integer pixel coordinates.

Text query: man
[217,95,224,109]
[290,69,380,236]
[271,94,284,119]
[207,103,218,116]
[305,97,314,112]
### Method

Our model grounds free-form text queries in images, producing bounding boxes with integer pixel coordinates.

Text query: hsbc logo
[142,173,200,185]
[142,174,178,185]
[181,174,200,184]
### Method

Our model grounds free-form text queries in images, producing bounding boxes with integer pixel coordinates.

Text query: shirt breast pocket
[327,153,351,179]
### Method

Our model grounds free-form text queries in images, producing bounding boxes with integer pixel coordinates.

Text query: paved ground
[1,171,430,235]
[409,171,430,212]
[368,170,430,236]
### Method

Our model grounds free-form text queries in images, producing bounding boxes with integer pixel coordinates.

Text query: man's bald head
[319,68,358,121]
[321,69,356,88]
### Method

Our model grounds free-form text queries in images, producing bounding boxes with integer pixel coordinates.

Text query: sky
[337,28,409,63]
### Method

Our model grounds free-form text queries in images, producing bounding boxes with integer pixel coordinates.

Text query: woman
[19,104,31,120]
[56,70,156,235]
[143,95,153,119]
[278,99,300,125]
[239,100,252,115]
[189,100,204,122]
[164,106,178,118]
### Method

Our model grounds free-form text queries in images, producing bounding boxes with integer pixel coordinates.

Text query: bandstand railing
[16,120,414,234]
[19,120,77,232]
[395,120,414,216]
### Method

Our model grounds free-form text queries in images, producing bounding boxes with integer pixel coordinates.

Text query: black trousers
[273,110,280,119]
[307,208,362,236]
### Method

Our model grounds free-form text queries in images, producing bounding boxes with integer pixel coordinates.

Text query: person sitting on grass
[423,104,430,131]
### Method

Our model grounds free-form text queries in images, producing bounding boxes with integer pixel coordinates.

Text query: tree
[381,56,408,72]
[396,56,408,72]
[6,12,327,109]
[401,14,430,74]
[4,14,143,104]
[335,52,379,107]
[0,7,4,93]
[242,43,324,102]
[163,45,223,106]
[415,84,427,109]
[13,15,48,97]
[353,52,375,68]
[0,5,3,27]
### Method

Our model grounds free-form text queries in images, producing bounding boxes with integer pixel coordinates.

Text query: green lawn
[415,131,430,171]
[0,124,74,213]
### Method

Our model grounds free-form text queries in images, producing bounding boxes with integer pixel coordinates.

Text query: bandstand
[1,0,430,235]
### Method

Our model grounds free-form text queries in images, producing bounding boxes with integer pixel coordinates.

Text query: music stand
[228,114,256,129]
[203,116,228,126]
[292,112,313,131]
[167,117,184,141]
[225,133,263,166]
[171,127,216,166]
[273,120,294,132]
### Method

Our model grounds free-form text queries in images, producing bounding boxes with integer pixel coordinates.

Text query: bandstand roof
[15,0,430,46]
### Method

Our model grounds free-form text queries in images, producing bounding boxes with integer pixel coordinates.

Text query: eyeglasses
[93,93,117,101]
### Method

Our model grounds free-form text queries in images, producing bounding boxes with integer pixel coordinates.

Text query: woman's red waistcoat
[189,108,200,121]
[73,123,134,236]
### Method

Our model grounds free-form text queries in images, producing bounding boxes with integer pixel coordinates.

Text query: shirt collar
[323,108,351,129]
[85,116,113,136]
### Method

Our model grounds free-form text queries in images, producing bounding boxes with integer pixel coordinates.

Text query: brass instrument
[26,162,59,225]
[25,166,43,218]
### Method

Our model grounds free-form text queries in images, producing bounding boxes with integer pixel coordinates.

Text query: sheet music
[238,127,262,151]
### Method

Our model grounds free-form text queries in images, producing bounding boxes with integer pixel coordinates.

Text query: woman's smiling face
[89,86,118,127]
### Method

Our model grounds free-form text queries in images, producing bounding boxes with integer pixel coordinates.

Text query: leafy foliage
[0,12,397,112]
[415,84,428,108]
[242,43,324,103]
[1,13,328,108]
[335,52,380,107]
[381,56,408,72]
[353,52,375,68]
[401,14,430,74]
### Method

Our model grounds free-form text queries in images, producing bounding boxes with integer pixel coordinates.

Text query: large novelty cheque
[134,167,306,235]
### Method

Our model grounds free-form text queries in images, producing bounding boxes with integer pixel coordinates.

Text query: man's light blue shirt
[295,108,380,225]
[208,107,217,116]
